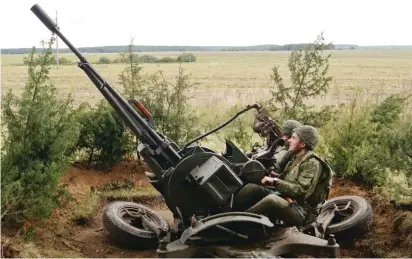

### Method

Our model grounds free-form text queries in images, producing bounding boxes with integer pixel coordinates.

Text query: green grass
[101,186,159,200]
[71,191,101,222]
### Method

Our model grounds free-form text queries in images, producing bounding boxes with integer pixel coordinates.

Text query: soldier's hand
[269,171,280,177]
[261,176,277,186]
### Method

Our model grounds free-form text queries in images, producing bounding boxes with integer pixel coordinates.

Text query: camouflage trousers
[232,183,306,226]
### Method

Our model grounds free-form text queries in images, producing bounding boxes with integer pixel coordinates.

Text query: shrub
[98,56,111,64]
[177,52,197,62]
[57,57,72,65]
[158,57,176,63]
[1,38,80,223]
[318,92,412,186]
[74,100,134,169]
[138,55,159,63]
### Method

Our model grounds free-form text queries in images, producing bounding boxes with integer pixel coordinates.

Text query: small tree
[141,65,200,146]
[268,33,336,127]
[1,37,80,223]
[118,40,200,149]
[117,38,147,163]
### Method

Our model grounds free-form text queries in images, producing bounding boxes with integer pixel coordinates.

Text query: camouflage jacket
[275,151,323,205]
[273,148,289,172]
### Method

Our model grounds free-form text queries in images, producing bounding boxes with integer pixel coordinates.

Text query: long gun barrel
[30,4,181,167]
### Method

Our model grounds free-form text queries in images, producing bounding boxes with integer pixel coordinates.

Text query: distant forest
[2,44,412,54]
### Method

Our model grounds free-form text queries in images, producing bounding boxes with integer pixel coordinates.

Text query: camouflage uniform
[233,126,333,226]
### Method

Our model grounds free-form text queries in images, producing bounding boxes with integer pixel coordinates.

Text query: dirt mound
[60,161,151,201]
[330,177,412,258]
[3,165,411,258]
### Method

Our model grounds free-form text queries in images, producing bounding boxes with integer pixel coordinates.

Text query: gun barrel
[30,4,182,165]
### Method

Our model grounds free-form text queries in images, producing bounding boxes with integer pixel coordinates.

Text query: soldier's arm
[273,150,289,175]
[275,159,321,199]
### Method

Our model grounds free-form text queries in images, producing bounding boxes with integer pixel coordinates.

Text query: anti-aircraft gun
[30,4,373,258]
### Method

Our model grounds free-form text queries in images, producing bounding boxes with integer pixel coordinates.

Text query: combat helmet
[293,125,319,150]
[282,120,302,137]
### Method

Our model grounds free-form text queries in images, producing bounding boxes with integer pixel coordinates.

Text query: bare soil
[2,162,411,258]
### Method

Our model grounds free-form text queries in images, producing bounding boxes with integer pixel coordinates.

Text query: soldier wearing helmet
[234,125,333,226]
[281,119,302,142]
[271,119,302,176]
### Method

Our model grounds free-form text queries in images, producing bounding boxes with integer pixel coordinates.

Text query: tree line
[2,43,340,54]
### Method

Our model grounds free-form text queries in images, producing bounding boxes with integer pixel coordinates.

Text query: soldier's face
[287,133,305,153]
[282,135,291,147]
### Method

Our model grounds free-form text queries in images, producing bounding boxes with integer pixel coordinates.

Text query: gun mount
[31,4,373,258]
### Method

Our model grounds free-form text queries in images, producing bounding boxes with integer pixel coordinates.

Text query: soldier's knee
[242,183,263,193]
[263,194,289,208]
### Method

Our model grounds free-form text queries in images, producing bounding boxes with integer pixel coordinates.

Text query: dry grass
[71,191,102,224]
[2,50,412,109]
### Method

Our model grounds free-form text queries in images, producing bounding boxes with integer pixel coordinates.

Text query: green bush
[318,93,411,186]
[57,57,72,65]
[1,38,81,223]
[158,57,176,63]
[74,101,134,169]
[177,52,197,63]
[98,56,111,64]
[138,55,159,63]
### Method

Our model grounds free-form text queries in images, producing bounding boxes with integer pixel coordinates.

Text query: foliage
[218,104,255,152]
[74,100,134,169]
[56,57,72,65]
[118,40,147,99]
[158,57,176,63]
[138,54,159,63]
[118,39,200,147]
[141,66,201,146]
[318,92,412,186]
[177,52,197,62]
[2,43,340,55]
[1,37,81,223]
[100,180,134,191]
[268,33,336,127]
[98,56,111,64]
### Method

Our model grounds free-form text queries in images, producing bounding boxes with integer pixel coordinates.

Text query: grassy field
[2,50,412,110]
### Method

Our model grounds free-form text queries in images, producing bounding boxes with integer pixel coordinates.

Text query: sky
[1,0,411,49]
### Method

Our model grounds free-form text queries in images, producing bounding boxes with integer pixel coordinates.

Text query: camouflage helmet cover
[293,125,319,150]
[282,120,302,137]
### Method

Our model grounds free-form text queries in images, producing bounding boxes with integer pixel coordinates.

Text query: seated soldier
[233,125,333,226]
[272,120,302,174]
[250,119,301,170]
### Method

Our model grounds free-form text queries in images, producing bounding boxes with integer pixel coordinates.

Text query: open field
[2,50,412,110]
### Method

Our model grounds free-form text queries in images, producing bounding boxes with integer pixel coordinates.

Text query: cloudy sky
[1,0,411,49]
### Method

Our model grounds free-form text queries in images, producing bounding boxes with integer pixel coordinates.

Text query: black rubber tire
[320,195,373,239]
[102,201,169,249]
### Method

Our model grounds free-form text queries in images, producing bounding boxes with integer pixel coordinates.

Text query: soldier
[233,125,333,226]
[272,120,302,174]
[280,120,302,144]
